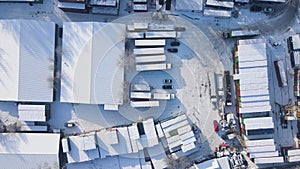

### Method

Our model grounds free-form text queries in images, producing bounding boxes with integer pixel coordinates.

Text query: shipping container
[145,31,177,38]
[206,0,234,8]
[135,39,165,47]
[247,145,276,153]
[130,100,159,107]
[250,151,278,158]
[133,47,164,55]
[133,4,148,11]
[130,92,152,99]
[203,9,231,18]
[274,60,288,87]
[238,60,268,68]
[254,156,284,164]
[135,55,166,63]
[287,149,300,156]
[136,63,171,71]
[153,92,174,100]
[287,155,300,162]
[62,138,70,153]
[127,32,145,39]
[131,84,151,91]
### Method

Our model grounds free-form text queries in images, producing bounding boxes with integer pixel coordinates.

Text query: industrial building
[60,22,126,110]
[0,19,56,103]
[0,133,60,169]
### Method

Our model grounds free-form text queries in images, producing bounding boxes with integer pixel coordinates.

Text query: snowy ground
[0,0,299,168]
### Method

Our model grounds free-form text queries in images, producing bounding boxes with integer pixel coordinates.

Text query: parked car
[213,120,219,132]
[162,85,173,89]
[64,121,76,128]
[167,48,178,53]
[170,41,180,46]
[164,79,172,84]
[264,7,274,14]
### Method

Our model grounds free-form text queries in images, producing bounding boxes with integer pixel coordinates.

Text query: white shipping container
[130,92,152,99]
[135,39,165,47]
[247,145,276,153]
[245,122,274,130]
[239,105,271,114]
[254,156,284,164]
[231,30,260,37]
[135,55,166,63]
[287,149,300,156]
[134,48,165,55]
[250,151,278,158]
[62,138,70,153]
[153,92,171,100]
[238,39,266,45]
[245,139,274,147]
[127,32,145,39]
[131,84,151,91]
[203,9,231,18]
[239,60,268,68]
[244,117,273,125]
[133,23,148,30]
[145,31,177,38]
[287,155,300,162]
[206,0,234,8]
[136,63,171,71]
[130,101,159,107]
[133,4,148,11]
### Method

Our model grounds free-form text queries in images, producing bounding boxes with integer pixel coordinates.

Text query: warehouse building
[60,22,126,110]
[0,19,56,103]
[0,133,60,169]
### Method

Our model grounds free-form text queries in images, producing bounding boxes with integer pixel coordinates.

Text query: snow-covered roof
[175,0,203,11]
[161,114,197,154]
[0,133,60,169]
[96,127,133,157]
[146,143,168,169]
[292,34,300,50]
[18,104,46,122]
[67,132,100,163]
[194,158,220,169]
[61,22,125,105]
[0,19,55,102]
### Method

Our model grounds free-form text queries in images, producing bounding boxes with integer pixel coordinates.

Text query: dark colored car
[164,79,172,84]
[162,85,173,89]
[167,48,178,53]
[170,41,180,46]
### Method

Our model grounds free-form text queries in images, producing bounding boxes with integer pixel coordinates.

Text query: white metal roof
[0,133,60,168]
[61,22,125,105]
[142,118,159,147]
[175,0,203,11]
[96,127,132,157]
[147,143,168,169]
[0,133,60,154]
[0,19,55,102]
[18,104,46,122]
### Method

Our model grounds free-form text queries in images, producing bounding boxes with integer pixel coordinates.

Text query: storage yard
[0,0,299,169]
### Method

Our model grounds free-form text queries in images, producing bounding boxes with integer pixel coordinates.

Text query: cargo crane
[282,101,300,120]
